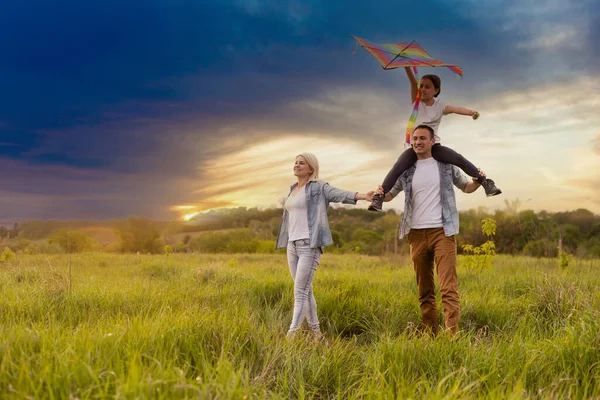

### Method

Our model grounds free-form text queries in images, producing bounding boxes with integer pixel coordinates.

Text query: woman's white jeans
[286,239,321,335]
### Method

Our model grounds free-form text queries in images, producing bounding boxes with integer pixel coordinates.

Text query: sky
[1,0,599,221]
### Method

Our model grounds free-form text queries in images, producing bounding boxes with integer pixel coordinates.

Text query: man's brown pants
[407,227,460,335]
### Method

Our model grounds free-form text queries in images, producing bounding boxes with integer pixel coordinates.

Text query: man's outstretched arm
[460,168,485,193]
[462,179,482,193]
[375,185,400,201]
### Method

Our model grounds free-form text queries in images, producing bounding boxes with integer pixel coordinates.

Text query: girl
[368,67,501,212]
[275,152,374,342]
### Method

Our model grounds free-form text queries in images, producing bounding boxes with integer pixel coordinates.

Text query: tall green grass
[0,253,598,398]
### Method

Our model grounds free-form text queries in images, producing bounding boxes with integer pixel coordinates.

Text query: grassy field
[0,253,599,399]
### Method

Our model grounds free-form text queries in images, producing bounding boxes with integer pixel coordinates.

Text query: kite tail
[404,67,420,148]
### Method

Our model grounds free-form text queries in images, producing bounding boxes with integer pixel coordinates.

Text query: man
[377,124,484,335]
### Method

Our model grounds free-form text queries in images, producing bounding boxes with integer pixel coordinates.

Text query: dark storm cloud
[1,0,598,218]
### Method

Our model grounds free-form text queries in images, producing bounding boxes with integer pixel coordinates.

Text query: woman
[276,152,374,342]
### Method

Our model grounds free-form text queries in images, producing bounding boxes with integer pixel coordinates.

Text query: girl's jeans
[381,144,485,193]
[286,239,322,334]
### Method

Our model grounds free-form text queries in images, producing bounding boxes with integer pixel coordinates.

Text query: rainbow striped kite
[352,36,463,146]
[351,36,463,77]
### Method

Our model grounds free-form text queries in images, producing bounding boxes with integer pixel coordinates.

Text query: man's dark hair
[413,125,435,139]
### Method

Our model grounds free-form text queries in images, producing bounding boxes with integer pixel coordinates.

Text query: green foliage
[352,228,384,246]
[481,217,496,236]
[189,229,259,253]
[461,218,496,270]
[523,239,557,258]
[2,204,600,257]
[559,251,572,269]
[22,240,64,255]
[183,206,283,234]
[256,240,276,253]
[48,230,93,253]
[10,220,96,240]
[164,245,173,255]
[1,247,16,262]
[228,258,238,267]
[577,236,600,258]
[116,216,164,254]
[330,230,342,248]
[338,228,385,255]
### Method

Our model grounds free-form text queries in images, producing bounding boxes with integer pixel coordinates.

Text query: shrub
[461,218,496,270]
[48,230,93,253]
[1,247,16,263]
[115,216,163,254]
[188,229,259,253]
[256,240,276,253]
[523,239,557,258]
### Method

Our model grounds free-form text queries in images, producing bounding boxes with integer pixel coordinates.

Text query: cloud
[560,136,600,203]
[1,0,599,219]
[516,26,580,51]
[1,0,581,160]
[175,75,600,220]
[445,76,600,214]
[0,157,196,220]
[593,135,600,154]
[7,73,600,220]
[457,76,600,141]
[460,0,598,78]
[3,65,599,221]
[174,135,386,219]
[233,0,320,23]
[568,177,600,204]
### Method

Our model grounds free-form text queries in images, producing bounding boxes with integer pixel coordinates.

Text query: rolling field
[1,253,599,399]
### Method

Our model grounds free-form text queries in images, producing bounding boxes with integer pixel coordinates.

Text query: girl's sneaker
[368,193,384,212]
[481,179,502,197]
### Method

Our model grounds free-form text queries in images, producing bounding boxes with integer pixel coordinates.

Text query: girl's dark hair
[421,74,441,97]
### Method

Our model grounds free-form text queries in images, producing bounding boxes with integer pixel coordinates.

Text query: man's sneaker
[481,179,502,197]
[368,193,384,212]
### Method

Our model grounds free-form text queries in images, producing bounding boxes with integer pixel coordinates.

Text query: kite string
[404,67,420,148]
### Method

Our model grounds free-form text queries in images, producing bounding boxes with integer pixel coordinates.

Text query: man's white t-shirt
[410,157,443,229]
[414,98,446,143]
[285,190,310,241]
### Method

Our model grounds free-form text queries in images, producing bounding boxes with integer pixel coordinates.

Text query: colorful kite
[351,36,463,76]
[352,36,463,147]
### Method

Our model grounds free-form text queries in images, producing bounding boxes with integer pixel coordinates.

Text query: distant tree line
[1,201,599,258]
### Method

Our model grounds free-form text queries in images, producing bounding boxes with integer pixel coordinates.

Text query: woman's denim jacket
[276,180,357,251]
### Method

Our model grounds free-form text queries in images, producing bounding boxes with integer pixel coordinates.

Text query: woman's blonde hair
[297,152,319,181]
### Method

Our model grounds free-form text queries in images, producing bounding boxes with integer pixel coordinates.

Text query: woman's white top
[285,189,310,241]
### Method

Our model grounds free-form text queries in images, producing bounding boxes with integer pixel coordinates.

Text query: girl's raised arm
[404,67,418,104]
[444,105,479,119]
